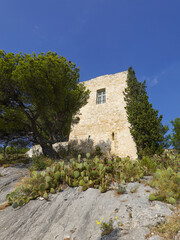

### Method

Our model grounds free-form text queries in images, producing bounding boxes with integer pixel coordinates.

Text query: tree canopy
[124,67,167,157]
[170,117,180,151]
[0,51,89,158]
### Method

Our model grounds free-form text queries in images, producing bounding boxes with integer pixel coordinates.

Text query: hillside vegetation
[5,151,179,207]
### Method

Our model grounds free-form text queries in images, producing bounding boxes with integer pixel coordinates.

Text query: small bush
[6,146,29,155]
[151,152,180,171]
[140,156,157,175]
[149,167,180,204]
[117,157,145,182]
[29,155,54,171]
[95,146,103,157]
[100,218,114,236]
[116,184,126,195]
[6,173,47,208]
[0,154,30,167]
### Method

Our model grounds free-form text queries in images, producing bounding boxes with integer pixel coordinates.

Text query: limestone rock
[0,165,174,240]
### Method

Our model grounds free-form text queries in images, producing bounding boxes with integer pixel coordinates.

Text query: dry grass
[15,176,31,188]
[0,201,10,211]
[147,204,180,240]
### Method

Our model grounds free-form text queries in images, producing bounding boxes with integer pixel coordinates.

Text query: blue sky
[0,0,179,130]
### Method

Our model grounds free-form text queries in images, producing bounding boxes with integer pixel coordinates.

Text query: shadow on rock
[100,228,121,240]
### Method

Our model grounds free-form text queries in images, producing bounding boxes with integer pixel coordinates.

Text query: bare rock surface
[0,165,174,240]
[0,164,29,205]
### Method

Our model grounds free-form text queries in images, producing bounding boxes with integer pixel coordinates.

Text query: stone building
[69,71,137,159]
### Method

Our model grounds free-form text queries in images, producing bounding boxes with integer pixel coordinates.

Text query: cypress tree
[124,67,164,157]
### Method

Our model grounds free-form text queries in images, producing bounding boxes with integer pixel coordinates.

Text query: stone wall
[69,71,137,159]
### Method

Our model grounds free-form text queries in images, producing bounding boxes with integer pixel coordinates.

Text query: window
[96,89,106,104]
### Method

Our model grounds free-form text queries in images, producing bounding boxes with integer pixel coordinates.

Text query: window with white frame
[96,89,106,104]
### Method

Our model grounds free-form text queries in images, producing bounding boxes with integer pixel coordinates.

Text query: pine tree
[170,118,180,151]
[0,51,89,158]
[124,67,164,157]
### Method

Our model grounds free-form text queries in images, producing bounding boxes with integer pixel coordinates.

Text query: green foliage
[117,157,146,182]
[54,171,61,180]
[74,170,80,179]
[0,153,30,167]
[0,50,89,158]
[0,142,30,163]
[29,155,54,171]
[159,123,171,149]
[168,197,176,205]
[39,183,45,192]
[5,146,29,155]
[0,105,30,155]
[149,193,156,201]
[116,184,126,194]
[86,152,90,159]
[95,146,103,157]
[124,67,165,157]
[8,151,180,208]
[7,155,150,207]
[12,202,19,209]
[149,167,180,204]
[50,188,56,194]
[170,118,180,151]
[140,156,157,174]
[0,143,29,166]
[151,151,180,171]
[100,218,114,236]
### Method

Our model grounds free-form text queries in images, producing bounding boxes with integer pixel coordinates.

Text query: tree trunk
[41,143,59,159]
[30,120,59,159]
[3,141,8,158]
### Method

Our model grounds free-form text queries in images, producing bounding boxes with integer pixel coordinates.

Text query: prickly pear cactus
[7,153,155,208]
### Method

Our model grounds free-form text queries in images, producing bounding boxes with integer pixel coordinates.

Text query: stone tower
[69,71,137,159]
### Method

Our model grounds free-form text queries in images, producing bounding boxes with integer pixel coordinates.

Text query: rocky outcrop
[26,142,69,158]
[0,164,29,206]
[0,165,174,240]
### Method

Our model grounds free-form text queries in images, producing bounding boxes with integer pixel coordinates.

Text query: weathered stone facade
[69,71,137,159]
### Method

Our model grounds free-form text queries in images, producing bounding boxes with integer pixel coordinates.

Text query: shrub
[10,153,178,208]
[7,155,149,208]
[100,218,114,236]
[116,184,126,195]
[5,146,29,155]
[95,146,103,157]
[139,156,157,175]
[151,152,180,171]
[149,167,180,204]
[29,155,54,171]
[117,157,144,182]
